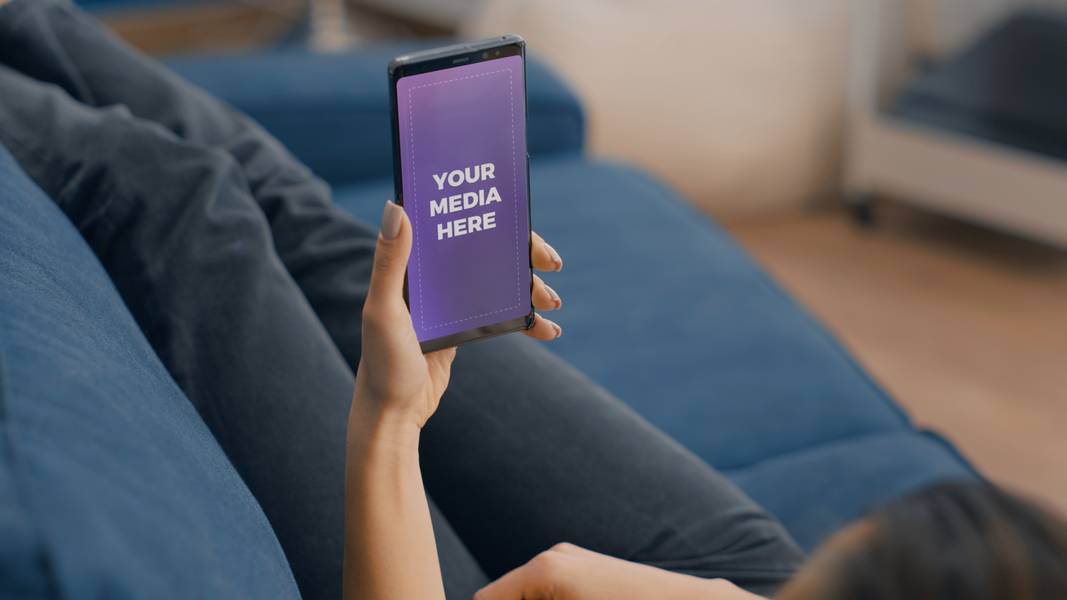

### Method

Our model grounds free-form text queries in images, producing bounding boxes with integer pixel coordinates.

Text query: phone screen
[395,53,531,346]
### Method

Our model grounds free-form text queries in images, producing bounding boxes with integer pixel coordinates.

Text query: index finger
[531,231,563,272]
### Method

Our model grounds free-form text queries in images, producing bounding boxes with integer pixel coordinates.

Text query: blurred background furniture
[73,0,455,53]
[846,0,1067,247]
[78,0,1067,241]
[74,0,307,54]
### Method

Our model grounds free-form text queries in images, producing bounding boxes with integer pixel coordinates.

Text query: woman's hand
[353,200,455,430]
[475,543,766,600]
[352,201,566,430]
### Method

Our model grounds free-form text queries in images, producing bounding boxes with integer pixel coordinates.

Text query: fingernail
[545,242,563,271]
[545,284,561,307]
[554,323,563,339]
[381,200,402,239]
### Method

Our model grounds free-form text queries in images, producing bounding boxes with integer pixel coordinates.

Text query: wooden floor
[726,204,1067,517]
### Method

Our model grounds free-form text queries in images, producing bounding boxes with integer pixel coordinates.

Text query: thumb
[366,200,412,308]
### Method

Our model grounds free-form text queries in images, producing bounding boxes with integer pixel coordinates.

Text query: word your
[429,163,503,241]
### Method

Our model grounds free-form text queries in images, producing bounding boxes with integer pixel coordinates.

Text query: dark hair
[826,480,1067,600]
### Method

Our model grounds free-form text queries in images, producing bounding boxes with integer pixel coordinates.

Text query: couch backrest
[165,43,586,188]
[0,144,300,598]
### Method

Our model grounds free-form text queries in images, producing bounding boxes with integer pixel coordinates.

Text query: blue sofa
[166,46,976,549]
[0,43,975,596]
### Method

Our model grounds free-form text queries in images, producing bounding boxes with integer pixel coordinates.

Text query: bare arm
[344,414,444,600]
[342,201,566,600]
[342,201,451,600]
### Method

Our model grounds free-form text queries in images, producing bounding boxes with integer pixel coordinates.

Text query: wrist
[348,392,422,454]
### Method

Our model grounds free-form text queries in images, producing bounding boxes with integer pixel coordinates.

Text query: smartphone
[389,35,534,352]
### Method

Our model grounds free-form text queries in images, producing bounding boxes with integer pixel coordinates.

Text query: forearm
[344,404,445,600]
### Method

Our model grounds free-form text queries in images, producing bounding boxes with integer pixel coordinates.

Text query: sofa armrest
[165,42,585,187]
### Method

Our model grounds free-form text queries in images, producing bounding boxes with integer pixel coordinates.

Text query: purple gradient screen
[396,55,531,343]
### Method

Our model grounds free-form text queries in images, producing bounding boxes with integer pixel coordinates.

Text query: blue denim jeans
[0,1,803,598]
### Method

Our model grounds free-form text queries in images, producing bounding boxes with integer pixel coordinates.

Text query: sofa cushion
[167,43,585,187]
[726,431,974,551]
[0,144,299,598]
[333,156,976,548]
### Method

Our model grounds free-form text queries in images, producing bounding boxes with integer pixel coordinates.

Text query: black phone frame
[388,35,535,353]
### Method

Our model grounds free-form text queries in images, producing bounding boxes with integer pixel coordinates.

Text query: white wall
[465,0,849,217]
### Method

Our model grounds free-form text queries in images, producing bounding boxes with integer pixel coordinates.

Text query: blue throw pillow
[0,143,300,598]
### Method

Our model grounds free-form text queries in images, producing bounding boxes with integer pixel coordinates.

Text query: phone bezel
[388,36,535,353]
